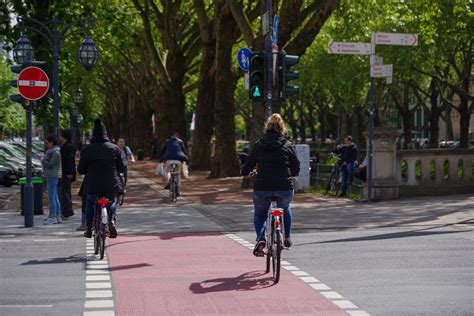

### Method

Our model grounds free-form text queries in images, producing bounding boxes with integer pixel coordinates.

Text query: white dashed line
[83,311,115,316]
[84,241,115,316]
[86,282,112,289]
[332,300,358,309]
[84,300,114,308]
[224,233,370,315]
[86,270,110,275]
[86,290,113,298]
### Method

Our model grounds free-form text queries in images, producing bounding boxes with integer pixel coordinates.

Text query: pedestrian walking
[58,130,76,219]
[336,136,358,197]
[42,136,62,225]
[117,137,135,185]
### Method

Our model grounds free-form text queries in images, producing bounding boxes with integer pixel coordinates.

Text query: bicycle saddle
[265,196,281,202]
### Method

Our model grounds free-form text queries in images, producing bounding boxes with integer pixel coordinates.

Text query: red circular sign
[18,67,50,100]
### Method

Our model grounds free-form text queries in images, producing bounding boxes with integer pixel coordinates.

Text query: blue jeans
[341,161,355,194]
[85,194,116,221]
[253,190,294,241]
[46,178,61,217]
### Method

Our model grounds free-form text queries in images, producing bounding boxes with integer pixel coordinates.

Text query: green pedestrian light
[249,52,265,101]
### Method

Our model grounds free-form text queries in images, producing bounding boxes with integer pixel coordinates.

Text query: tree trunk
[428,81,441,148]
[445,105,454,141]
[191,38,216,170]
[401,111,412,149]
[209,1,240,178]
[458,94,470,148]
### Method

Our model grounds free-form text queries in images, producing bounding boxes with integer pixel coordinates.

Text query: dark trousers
[58,176,74,217]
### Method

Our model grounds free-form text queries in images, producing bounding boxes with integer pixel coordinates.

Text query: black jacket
[60,140,76,177]
[336,144,358,163]
[241,131,300,191]
[159,137,189,163]
[77,119,124,195]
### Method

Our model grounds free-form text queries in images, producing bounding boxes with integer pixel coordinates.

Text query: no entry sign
[18,67,50,100]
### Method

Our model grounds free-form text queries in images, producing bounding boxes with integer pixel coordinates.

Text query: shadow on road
[189,270,274,293]
[295,226,472,246]
[109,263,152,271]
[21,254,87,265]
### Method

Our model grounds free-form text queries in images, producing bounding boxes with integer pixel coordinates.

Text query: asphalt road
[0,235,86,316]
[237,225,474,316]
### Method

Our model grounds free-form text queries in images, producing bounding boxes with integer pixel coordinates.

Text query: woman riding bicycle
[241,114,300,256]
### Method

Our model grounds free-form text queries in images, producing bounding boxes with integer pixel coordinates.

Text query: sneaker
[284,238,292,248]
[76,225,86,231]
[164,183,170,190]
[338,192,347,197]
[253,240,266,257]
[43,216,52,222]
[55,216,62,224]
[43,218,55,225]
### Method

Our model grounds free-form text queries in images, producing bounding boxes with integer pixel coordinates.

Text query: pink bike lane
[106,232,347,315]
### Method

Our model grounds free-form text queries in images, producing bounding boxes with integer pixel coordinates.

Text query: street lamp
[77,36,99,71]
[15,16,98,138]
[13,35,34,64]
[73,88,83,104]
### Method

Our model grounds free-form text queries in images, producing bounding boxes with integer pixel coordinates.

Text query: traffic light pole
[265,0,273,118]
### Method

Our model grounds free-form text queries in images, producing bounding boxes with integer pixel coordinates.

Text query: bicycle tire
[99,224,106,260]
[94,231,99,255]
[170,175,176,202]
[173,174,179,202]
[265,250,271,273]
[272,229,282,283]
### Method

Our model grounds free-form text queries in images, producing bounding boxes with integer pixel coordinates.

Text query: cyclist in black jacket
[77,119,124,238]
[241,114,300,256]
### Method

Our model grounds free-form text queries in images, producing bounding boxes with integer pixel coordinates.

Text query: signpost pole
[265,0,273,118]
[367,32,376,202]
[24,53,34,227]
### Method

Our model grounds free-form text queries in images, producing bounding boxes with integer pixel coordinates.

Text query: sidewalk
[0,160,472,236]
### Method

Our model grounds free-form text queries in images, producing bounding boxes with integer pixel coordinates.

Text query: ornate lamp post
[15,16,99,138]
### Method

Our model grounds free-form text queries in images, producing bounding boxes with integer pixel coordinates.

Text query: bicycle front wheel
[272,230,283,283]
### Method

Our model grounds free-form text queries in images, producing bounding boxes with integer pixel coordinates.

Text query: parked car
[0,164,17,186]
[0,142,42,176]
[0,154,25,179]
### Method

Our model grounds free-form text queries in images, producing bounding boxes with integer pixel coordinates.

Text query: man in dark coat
[59,130,76,218]
[77,119,124,238]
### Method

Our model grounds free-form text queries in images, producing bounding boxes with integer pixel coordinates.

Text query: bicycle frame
[93,198,111,260]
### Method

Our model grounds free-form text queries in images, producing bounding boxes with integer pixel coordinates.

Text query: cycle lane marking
[106,232,347,316]
[224,233,370,316]
[84,239,116,316]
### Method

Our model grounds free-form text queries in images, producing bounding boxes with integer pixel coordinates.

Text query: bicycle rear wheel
[99,224,106,260]
[272,229,283,283]
[169,175,176,202]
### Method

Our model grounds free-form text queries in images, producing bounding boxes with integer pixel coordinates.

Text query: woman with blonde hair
[241,113,300,256]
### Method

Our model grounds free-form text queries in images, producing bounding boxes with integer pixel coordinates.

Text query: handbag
[155,163,165,176]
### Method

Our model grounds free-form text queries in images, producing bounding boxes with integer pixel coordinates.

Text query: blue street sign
[237,48,251,72]
[272,15,278,44]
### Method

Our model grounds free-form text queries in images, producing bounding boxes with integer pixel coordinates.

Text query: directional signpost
[327,42,372,55]
[328,31,417,201]
[370,64,393,77]
[374,32,418,46]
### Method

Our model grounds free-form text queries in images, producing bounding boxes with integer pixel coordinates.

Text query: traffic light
[249,51,265,101]
[9,61,49,107]
[10,63,25,105]
[278,51,300,100]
